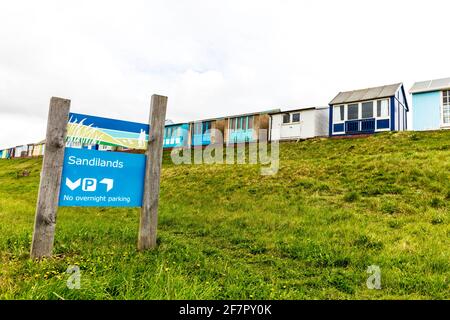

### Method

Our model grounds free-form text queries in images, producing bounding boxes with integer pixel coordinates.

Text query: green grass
[0,130,449,299]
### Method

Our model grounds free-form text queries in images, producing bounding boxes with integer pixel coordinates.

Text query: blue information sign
[59,148,146,207]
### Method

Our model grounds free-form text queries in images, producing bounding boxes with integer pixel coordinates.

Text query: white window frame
[374,98,390,132]
[347,103,360,121]
[333,105,345,124]
[375,99,390,120]
[441,90,450,128]
[361,101,375,119]
[332,105,346,134]
[291,112,301,123]
[282,113,291,124]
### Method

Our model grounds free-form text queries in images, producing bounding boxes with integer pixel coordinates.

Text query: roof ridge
[340,82,402,94]
[410,77,450,94]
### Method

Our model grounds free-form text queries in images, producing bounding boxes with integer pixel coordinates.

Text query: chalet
[409,77,450,130]
[269,106,329,141]
[329,83,408,136]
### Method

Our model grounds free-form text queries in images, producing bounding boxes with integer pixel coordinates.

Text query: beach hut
[27,143,35,157]
[0,149,7,159]
[224,109,280,144]
[269,106,329,141]
[14,145,29,158]
[189,117,226,147]
[409,77,450,131]
[163,123,190,148]
[32,141,46,157]
[329,83,408,136]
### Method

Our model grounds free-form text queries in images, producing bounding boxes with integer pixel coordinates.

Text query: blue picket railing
[345,118,375,134]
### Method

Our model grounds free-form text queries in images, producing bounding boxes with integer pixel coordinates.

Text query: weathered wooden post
[30,97,71,259]
[138,94,167,250]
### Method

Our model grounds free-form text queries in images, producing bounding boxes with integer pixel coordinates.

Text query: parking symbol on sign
[65,177,115,193]
[82,178,97,192]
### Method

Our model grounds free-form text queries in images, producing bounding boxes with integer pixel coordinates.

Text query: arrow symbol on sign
[66,178,81,191]
[100,178,114,192]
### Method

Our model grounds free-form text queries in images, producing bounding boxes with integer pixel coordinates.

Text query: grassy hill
[0,130,449,299]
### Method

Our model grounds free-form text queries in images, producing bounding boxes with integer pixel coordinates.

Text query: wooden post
[30,97,70,259]
[138,94,167,250]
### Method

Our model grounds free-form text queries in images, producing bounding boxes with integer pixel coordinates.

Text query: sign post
[30,94,167,259]
[138,95,167,250]
[31,97,71,259]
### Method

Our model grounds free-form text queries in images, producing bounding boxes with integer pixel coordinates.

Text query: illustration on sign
[66,113,150,150]
[59,147,146,207]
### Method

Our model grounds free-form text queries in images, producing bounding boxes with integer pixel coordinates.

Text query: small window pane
[231,118,236,130]
[362,101,373,119]
[248,116,253,129]
[237,117,242,129]
[292,113,300,122]
[443,104,450,124]
[377,100,389,118]
[242,117,247,130]
[347,104,359,120]
[203,121,211,133]
[282,113,290,123]
[333,105,344,122]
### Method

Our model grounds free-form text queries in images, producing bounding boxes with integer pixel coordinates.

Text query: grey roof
[191,109,281,123]
[409,77,450,94]
[223,109,281,119]
[330,83,402,105]
[269,106,328,115]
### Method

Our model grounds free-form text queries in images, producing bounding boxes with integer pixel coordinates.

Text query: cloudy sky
[0,0,449,149]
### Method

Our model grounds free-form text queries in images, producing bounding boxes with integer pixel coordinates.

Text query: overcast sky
[0,0,449,149]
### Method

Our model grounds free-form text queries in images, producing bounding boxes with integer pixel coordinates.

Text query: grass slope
[0,131,449,299]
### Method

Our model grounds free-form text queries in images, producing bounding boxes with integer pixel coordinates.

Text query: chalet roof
[190,109,281,123]
[409,77,450,94]
[269,106,328,115]
[330,83,403,105]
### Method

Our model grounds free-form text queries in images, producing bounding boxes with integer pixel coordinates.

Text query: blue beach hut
[409,77,450,131]
[329,83,408,136]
